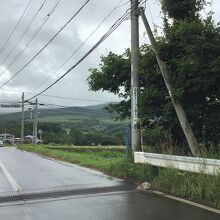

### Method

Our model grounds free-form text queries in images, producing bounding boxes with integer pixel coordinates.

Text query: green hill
[0,104,128,138]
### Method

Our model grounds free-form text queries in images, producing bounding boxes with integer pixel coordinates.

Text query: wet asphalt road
[0,147,219,220]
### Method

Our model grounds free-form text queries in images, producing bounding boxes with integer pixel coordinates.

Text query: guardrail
[134,152,220,174]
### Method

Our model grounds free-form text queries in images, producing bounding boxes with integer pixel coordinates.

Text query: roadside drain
[0,185,134,204]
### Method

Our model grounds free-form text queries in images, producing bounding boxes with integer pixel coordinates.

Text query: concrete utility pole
[32,110,34,145]
[33,98,38,145]
[139,7,201,157]
[130,0,141,151]
[21,92,24,144]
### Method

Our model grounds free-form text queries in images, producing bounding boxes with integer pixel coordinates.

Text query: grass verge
[18,144,220,209]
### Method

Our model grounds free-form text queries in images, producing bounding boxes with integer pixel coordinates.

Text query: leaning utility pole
[130,0,141,151]
[139,7,201,157]
[33,98,38,145]
[21,92,24,144]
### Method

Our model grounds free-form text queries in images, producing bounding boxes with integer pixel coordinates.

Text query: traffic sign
[0,103,21,108]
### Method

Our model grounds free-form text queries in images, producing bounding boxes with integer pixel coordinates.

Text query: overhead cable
[37,102,116,115]
[25,0,147,101]
[25,8,132,102]
[0,87,116,103]
[0,0,91,89]
[0,0,61,78]
[34,0,130,91]
[0,0,32,56]
[0,0,47,66]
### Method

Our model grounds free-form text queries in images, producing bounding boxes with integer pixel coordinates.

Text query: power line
[0,0,91,89]
[37,94,116,103]
[26,0,148,101]
[0,0,47,67]
[0,0,145,104]
[0,87,117,103]
[147,0,155,27]
[0,101,114,116]
[37,102,117,116]
[0,0,61,78]
[0,104,117,119]
[34,0,130,91]
[31,0,71,27]
[0,0,32,56]
[0,100,19,104]
[56,0,72,10]
[25,7,132,102]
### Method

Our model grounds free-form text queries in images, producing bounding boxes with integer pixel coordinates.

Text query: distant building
[24,135,34,144]
[24,135,43,144]
[14,138,21,144]
[0,133,15,144]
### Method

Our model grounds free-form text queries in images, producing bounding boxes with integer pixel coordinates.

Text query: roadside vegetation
[18,144,220,209]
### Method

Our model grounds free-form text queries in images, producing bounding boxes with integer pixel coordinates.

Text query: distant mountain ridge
[0,103,113,124]
[0,103,127,143]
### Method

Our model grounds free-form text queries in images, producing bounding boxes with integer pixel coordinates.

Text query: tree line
[0,122,124,146]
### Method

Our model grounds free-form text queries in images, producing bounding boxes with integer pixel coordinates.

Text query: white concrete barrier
[134,152,220,174]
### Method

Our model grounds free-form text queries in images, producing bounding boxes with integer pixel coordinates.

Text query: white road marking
[0,161,21,191]
[150,190,220,215]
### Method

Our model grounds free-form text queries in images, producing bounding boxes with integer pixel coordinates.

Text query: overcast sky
[0,0,219,112]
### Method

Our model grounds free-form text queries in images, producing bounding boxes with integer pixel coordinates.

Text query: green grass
[19,144,125,172]
[18,144,220,209]
[45,145,126,153]
[153,168,220,208]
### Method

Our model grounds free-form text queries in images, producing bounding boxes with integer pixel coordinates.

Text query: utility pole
[21,92,24,144]
[130,0,141,151]
[33,98,38,145]
[32,108,34,145]
[139,7,201,157]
